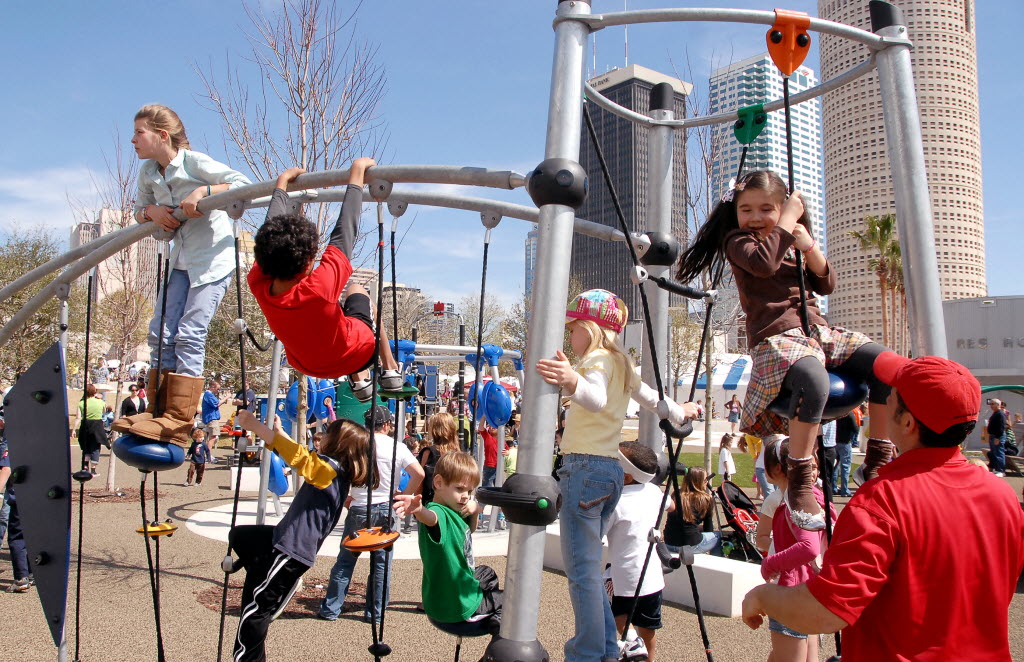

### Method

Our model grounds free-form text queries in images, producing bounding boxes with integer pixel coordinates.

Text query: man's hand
[536,350,579,394]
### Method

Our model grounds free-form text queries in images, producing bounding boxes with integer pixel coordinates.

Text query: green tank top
[419,502,483,622]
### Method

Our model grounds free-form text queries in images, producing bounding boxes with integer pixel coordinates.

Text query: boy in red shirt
[249,158,402,400]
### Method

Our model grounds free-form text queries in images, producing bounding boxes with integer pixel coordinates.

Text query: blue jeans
[319,503,394,622]
[755,467,776,497]
[558,454,623,662]
[0,491,9,544]
[667,531,722,556]
[148,269,231,377]
[834,443,852,494]
[482,465,497,488]
[989,433,1006,473]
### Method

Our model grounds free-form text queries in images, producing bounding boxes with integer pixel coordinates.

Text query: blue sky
[1,1,1019,311]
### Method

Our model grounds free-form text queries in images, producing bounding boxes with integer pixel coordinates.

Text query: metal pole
[256,339,284,525]
[458,324,467,450]
[871,1,946,358]
[639,83,675,454]
[486,364,507,533]
[499,0,590,652]
[56,284,70,365]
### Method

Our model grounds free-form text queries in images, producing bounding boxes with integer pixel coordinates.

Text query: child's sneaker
[380,370,405,391]
[619,630,649,661]
[6,578,31,593]
[349,378,374,403]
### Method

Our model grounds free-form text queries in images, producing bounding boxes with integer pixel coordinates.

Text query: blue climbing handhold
[268,451,289,496]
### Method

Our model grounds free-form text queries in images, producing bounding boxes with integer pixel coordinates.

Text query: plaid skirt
[741,325,873,438]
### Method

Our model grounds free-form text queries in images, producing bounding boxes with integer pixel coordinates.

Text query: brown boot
[128,373,205,447]
[111,369,169,433]
[854,437,893,485]
[786,456,825,531]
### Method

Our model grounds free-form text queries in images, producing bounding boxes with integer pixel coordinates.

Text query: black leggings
[779,343,892,424]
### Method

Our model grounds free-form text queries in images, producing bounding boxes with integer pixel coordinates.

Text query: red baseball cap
[873,351,980,432]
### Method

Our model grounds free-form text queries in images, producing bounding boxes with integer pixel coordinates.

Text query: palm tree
[887,243,906,355]
[849,214,898,348]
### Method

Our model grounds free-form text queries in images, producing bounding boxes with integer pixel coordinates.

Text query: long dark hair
[676,170,813,286]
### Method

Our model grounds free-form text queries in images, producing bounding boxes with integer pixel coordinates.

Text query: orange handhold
[342,526,400,552]
[766,8,812,76]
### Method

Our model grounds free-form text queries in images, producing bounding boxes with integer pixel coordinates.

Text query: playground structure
[0,2,951,661]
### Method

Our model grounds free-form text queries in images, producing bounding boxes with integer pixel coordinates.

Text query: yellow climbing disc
[136,521,178,537]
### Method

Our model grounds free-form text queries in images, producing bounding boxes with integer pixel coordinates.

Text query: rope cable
[469,234,491,452]
[139,473,166,662]
[72,268,95,662]
[584,100,715,662]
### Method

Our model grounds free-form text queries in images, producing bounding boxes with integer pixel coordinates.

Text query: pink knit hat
[565,289,628,333]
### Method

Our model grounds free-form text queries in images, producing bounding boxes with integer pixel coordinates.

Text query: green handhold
[537,498,550,509]
[733,103,768,145]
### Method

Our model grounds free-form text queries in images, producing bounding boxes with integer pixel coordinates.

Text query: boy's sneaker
[619,635,649,661]
[380,370,405,391]
[6,578,31,593]
[349,378,374,403]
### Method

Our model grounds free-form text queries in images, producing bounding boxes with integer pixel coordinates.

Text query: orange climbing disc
[342,526,400,552]
[766,8,812,76]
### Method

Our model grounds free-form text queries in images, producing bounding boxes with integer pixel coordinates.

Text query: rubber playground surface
[2,445,1022,662]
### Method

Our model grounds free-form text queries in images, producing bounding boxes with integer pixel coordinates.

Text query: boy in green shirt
[395,452,502,631]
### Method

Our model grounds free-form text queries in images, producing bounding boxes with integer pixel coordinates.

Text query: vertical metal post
[498,0,590,654]
[639,83,675,452]
[486,364,507,533]
[56,284,70,364]
[871,1,946,357]
[256,339,284,525]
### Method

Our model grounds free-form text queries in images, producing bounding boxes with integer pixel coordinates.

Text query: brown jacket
[725,226,835,348]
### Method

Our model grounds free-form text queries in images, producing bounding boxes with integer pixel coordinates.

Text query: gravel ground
[1,446,1021,662]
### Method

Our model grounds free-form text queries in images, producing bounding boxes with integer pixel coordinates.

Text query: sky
[1,1,1020,312]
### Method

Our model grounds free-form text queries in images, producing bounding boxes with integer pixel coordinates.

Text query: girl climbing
[230,409,375,662]
[535,289,695,662]
[677,171,893,530]
[113,104,251,446]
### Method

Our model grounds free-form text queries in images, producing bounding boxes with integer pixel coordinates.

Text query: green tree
[849,214,898,348]
[668,308,703,401]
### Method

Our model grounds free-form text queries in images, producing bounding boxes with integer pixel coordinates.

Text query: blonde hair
[426,413,460,454]
[720,433,735,450]
[135,104,191,150]
[677,467,712,523]
[434,451,479,487]
[569,318,634,395]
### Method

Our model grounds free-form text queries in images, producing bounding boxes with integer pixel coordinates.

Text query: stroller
[715,480,763,562]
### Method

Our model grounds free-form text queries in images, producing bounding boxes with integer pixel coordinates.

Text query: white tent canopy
[677,353,752,410]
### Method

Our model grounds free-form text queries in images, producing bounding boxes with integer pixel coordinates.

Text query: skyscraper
[818,0,985,344]
[572,64,691,319]
[709,53,826,255]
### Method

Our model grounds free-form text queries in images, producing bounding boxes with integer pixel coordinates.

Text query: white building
[708,53,827,329]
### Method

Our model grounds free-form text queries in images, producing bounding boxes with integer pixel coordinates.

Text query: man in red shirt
[249,158,403,401]
[742,352,1024,661]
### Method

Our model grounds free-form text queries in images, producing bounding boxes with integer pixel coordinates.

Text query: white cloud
[0,166,100,234]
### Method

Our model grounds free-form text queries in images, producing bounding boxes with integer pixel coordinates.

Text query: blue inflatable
[267,452,289,496]
[112,434,185,472]
[398,469,410,492]
[767,369,868,421]
[468,381,513,428]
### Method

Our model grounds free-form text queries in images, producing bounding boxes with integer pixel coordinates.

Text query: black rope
[153,471,162,609]
[151,238,172,417]
[73,269,95,662]
[139,474,166,662]
[245,328,272,353]
[584,100,715,662]
[458,324,466,449]
[216,222,255,662]
[469,235,490,453]
[736,145,749,181]
[782,77,812,337]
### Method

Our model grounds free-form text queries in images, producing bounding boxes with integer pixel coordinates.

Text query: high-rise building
[573,64,691,320]
[525,226,538,303]
[69,208,160,304]
[818,0,985,344]
[709,53,826,255]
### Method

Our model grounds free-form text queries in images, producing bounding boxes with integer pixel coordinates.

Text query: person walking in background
[833,410,857,497]
[201,379,229,459]
[184,427,211,486]
[726,394,743,434]
[986,398,1007,477]
[820,419,837,494]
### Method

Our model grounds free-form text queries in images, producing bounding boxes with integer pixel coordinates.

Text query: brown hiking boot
[128,373,205,447]
[111,369,169,433]
[786,456,826,531]
[853,437,894,485]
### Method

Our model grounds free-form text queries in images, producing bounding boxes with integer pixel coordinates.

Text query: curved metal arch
[583,54,878,130]
[559,8,905,51]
